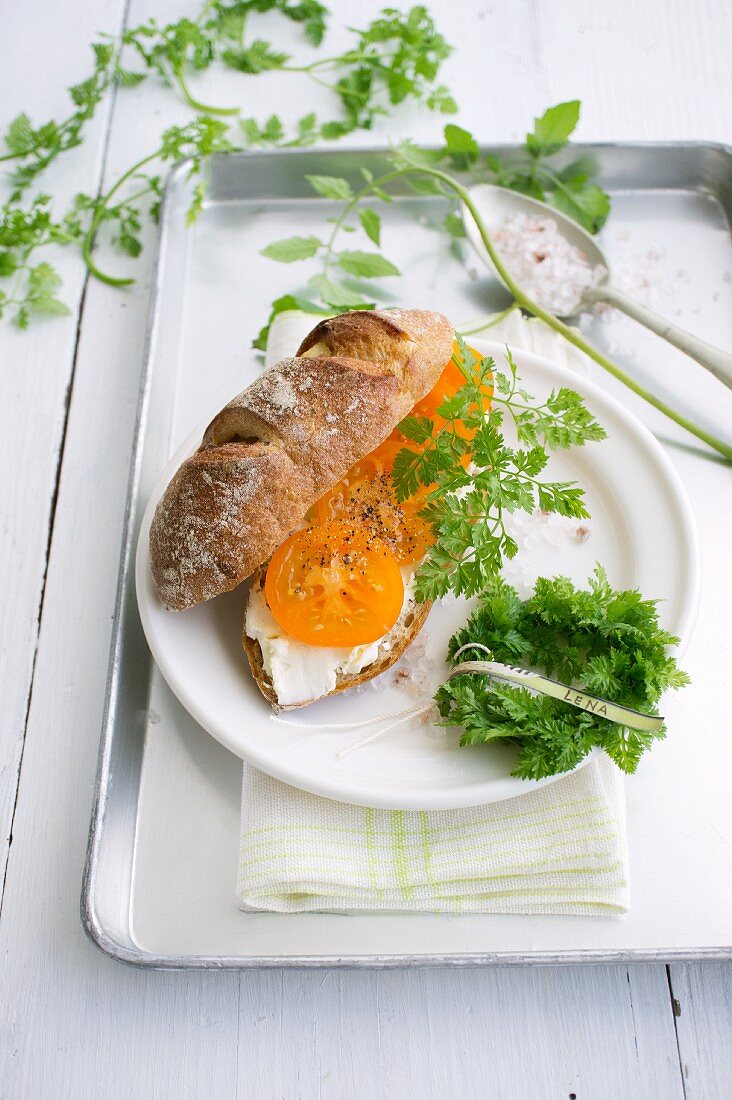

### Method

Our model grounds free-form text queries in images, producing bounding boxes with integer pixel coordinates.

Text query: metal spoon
[462,183,732,390]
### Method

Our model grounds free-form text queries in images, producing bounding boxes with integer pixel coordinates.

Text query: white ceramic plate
[135,341,700,809]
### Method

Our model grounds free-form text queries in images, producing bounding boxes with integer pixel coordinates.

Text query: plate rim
[135,339,701,809]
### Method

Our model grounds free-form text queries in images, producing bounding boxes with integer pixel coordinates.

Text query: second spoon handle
[592,283,732,390]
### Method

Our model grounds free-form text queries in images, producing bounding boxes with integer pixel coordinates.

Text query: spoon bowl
[462,183,732,390]
[464,184,608,317]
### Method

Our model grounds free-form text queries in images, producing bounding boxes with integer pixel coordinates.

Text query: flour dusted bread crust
[149,308,453,610]
[242,565,433,711]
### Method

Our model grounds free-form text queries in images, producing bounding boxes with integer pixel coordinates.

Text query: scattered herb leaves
[0,3,455,325]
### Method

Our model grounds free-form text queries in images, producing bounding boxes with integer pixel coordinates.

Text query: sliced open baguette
[149,308,453,611]
[243,564,432,711]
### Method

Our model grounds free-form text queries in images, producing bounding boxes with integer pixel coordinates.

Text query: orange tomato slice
[265,522,404,647]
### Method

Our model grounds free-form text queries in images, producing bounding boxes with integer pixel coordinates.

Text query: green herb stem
[82,151,159,287]
[320,168,406,275]
[459,303,519,335]
[280,52,368,74]
[400,160,732,462]
[174,67,239,116]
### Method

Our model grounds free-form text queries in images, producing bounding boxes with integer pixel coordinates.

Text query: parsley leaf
[358,207,381,246]
[306,175,354,201]
[433,106,611,235]
[436,566,689,779]
[260,235,323,262]
[337,250,400,277]
[526,100,580,158]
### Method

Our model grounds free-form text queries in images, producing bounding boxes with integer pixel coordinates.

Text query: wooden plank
[236,966,682,1099]
[669,963,732,1099]
[534,0,732,142]
[0,0,242,1095]
[0,0,127,896]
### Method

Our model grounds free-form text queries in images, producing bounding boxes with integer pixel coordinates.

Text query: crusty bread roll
[243,564,432,711]
[149,308,453,611]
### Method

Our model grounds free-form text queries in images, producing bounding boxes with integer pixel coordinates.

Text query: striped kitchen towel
[237,754,628,914]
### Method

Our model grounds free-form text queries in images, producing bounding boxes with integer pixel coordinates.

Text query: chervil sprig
[272,5,455,136]
[391,338,606,601]
[0,196,79,327]
[121,2,329,115]
[436,567,690,779]
[0,42,137,200]
[78,116,235,287]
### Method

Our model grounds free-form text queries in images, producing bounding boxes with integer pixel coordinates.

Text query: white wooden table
[1,1,731,1095]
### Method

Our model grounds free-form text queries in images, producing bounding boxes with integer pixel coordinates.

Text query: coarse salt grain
[492,212,606,316]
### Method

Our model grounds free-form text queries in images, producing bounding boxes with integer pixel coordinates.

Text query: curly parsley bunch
[437,566,690,779]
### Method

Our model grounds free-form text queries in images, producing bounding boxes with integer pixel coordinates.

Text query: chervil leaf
[186,180,207,226]
[240,116,280,147]
[260,235,322,262]
[24,262,70,317]
[396,415,435,445]
[428,85,457,114]
[115,67,146,88]
[293,0,328,45]
[5,114,36,155]
[221,40,290,73]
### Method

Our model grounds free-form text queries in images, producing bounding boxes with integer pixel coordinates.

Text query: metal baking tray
[82,143,732,968]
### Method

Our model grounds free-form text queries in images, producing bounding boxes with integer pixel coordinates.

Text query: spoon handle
[593,284,732,390]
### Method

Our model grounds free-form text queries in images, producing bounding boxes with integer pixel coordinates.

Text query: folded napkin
[238,311,629,915]
[238,756,628,914]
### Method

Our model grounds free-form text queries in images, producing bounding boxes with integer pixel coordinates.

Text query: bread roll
[149,308,453,610]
